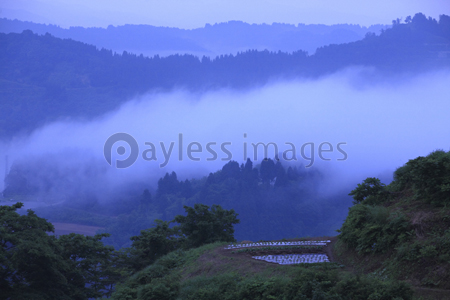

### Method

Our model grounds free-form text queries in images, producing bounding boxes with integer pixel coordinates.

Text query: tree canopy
[0,203,117,299]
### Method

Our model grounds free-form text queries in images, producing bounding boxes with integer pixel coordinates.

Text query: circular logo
[104,133,139,169]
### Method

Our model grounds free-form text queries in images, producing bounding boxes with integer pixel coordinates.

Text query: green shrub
[137,276,180,300]
[179,273,240,300]
[113,250,414,300]
[395,243,421,262]
[392,150,450,206]
[284,268,338,299]
[237,277,283,300]
[419,245,438,258]
[111,250,184,300]
[334,274,413,300]
[338,204,411,254]
[349,177,387,205]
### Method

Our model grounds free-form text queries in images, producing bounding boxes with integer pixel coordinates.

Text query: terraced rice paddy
[252,254,330,264]
[225,240,331,249]
[232,245,323,253]
[226,240,332,264]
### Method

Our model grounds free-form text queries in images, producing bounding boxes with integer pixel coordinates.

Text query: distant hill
[0,13,449,138]
[0,18,389,56]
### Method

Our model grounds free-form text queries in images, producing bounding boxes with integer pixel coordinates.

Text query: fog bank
[1,68,450,201]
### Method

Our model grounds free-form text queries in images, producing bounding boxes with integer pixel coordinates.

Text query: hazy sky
[1,0,449,28]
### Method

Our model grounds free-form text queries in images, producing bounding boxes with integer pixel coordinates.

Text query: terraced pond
[252,254,330,264]
[225,240,331,249]
[225,240,332,264]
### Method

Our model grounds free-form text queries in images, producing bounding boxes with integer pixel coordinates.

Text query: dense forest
[4,158,351,248]
[0,201,239,299]
[1,13,449,137]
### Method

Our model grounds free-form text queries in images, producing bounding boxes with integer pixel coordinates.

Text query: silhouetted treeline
[1,13,449,137]
[0,18,388,55]
[134,159,348,247]
[3,158,351,248]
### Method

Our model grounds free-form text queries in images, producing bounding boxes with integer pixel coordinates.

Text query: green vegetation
[112,243,413,300]
[103,158,349,247]
[0,203,118,299]
[126,204,239,271]
[348,177,387,205]
[338,205,411,254]
[174,204,239,248]
[392,150,450,207]
[336,150,450,290]
[5,150,450,298]
[0,202,240,299]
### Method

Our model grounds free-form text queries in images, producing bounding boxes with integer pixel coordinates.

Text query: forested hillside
[0,18,388,55]
[5,158,350,248]
[1,13,449,138]
[336,150,450,291]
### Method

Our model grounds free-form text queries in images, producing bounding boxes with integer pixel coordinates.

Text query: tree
[179,179,194,198]
[244,158,253,173]
[0,203,66,299]
[0,203,116,299]
[221,160,241,180]
[125,204,240,271]
[348,177,386,204]
[275,167,288,187]
[392,150,450,206]
[157,171,180,197]
[174,204,240,248]
[56,233,117,298]
[260,158,276,184]
[141,189,152,205]
[128,219,182,271]
[241,158,259,189]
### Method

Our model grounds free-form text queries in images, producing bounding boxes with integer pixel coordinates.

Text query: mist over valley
[1,8,450,299]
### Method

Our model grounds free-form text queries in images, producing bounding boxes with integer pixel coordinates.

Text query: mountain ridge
[0,17,388,56]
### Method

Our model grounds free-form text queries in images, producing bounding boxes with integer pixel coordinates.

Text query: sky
[1,0,449,28]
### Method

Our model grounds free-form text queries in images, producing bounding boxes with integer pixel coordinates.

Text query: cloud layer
[1,68,450,200]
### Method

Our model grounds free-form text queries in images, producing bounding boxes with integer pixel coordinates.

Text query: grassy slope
[331,150,450,299]
[332,195,450,299]
[111,239,415,300]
